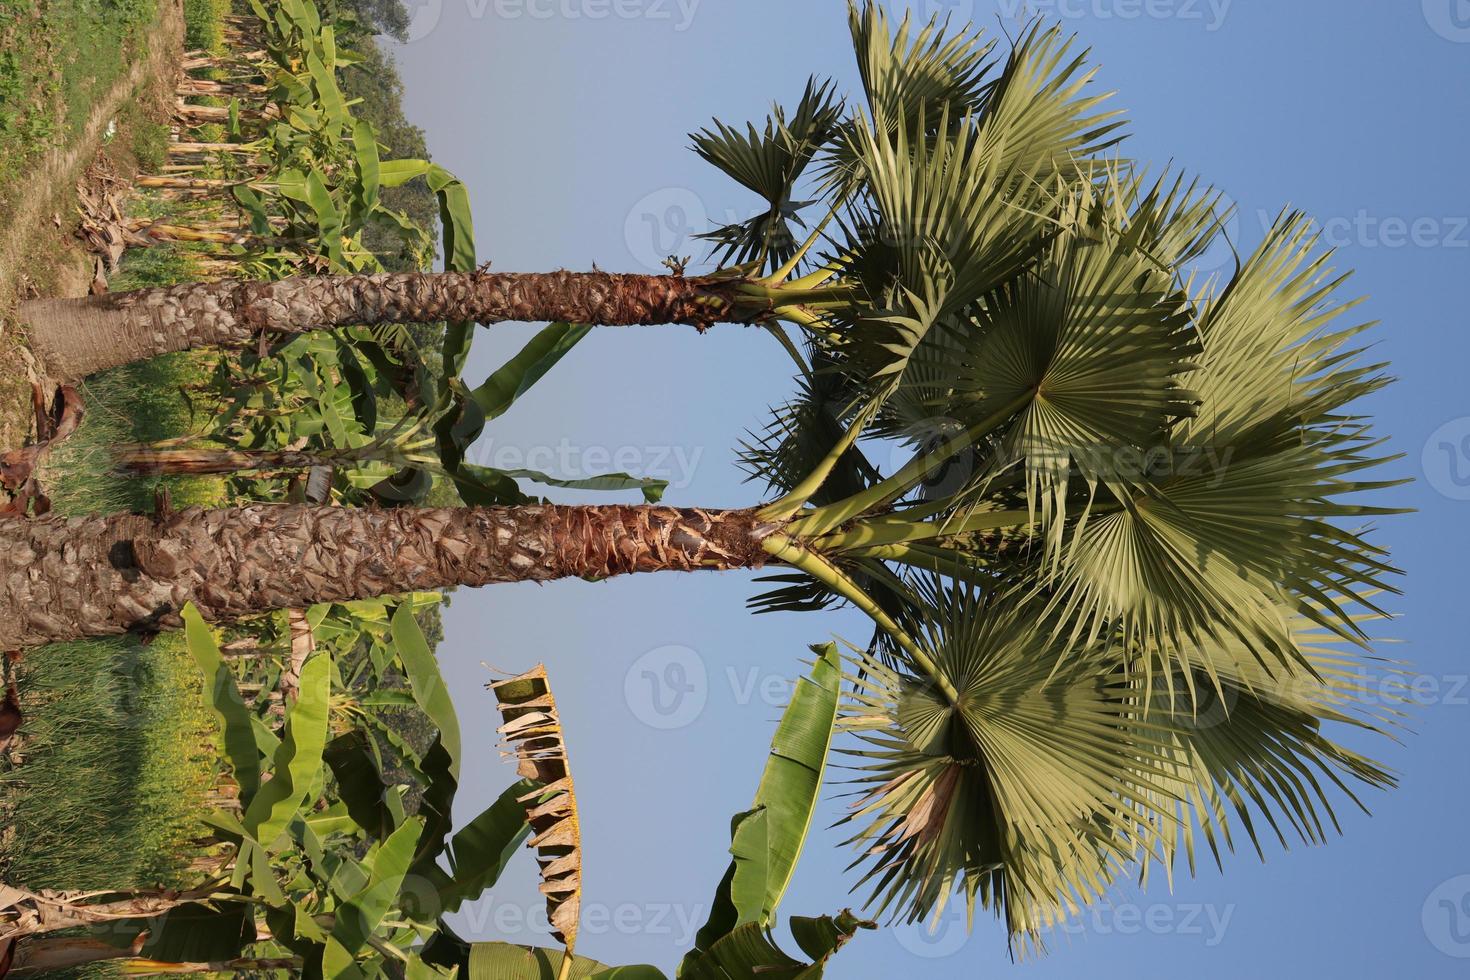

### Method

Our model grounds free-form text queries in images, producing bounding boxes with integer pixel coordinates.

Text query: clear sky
[387,2,1470,976]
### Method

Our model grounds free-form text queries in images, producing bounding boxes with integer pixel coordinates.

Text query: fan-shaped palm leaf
[1136,606,1403,884]
[838,583,1173,951]
[693,77,844,272]
[847,1,996,125]
[1042,213,1403,673]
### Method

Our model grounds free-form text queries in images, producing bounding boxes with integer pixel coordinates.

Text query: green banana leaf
[392,602,461,773]
[435,779,537,914]
[182,604,262,803]
[465,943,665,980]
[325,817,426,974]
[681,912,873,980]
[684,643,842,970]
[242,651,332,849]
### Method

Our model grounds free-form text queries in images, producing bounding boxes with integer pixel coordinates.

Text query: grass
[0,636,216,890]
[0,360,226,980]
[184,0,232,53]
[129,116,170,173]
[0,240,231,977]
[0,0,160,214]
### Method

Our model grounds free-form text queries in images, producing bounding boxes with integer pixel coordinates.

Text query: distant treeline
[329,0,441,271]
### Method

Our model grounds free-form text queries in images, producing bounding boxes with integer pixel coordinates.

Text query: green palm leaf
[847,2,996,124]
[838,583,1172,951]
[693,77,843,272]
[1136,609,1403,885]
[1042,212,1403,672]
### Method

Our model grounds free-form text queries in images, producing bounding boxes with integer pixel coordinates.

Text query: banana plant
[0,604,539,978]
[420,650,869,980]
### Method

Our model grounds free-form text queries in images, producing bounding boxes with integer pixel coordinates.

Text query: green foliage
[432,780,536,914]
[2,3,1408,974]
[390,602,460,771]
[684,644,843,972]
[681,911,873,980]
[0,634,215,891]
[688,1,1405,953]
[462,943,664,980]
[241,651,332,847]
[128,117,170,171]
[337,34,440,269]
[183,605,263,801]
[0,0,158,202]
[183,0,230,53]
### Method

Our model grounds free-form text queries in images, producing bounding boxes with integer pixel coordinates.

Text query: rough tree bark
[0,504,777,649]
[21,270,755,380]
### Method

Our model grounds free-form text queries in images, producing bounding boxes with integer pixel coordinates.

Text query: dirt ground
[0,0,185,455]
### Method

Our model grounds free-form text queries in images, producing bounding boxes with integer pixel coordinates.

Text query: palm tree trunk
[21,270,749,380]
[0,504,775,648]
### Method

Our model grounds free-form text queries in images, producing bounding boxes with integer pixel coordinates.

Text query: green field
[0,3,232,957]
[0,0,160,211]
[0,3,455,974]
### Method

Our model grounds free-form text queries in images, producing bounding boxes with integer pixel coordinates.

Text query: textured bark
[22,270,751,380]
[0,504,777,649]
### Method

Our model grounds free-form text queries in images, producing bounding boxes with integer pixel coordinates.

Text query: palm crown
[694,1,1404,952]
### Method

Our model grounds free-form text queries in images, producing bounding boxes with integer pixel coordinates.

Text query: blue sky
[388,2,1470,975]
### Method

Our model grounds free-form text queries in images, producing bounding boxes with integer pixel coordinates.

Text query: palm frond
[1136,607,1403,885]
[939,191,1199,541]
[847,1,996,123]
[1042,212,1403,672]
[693,77,844,272]
[838,583,1171,952]
[738,350,879,505]
[971,21,1126,185]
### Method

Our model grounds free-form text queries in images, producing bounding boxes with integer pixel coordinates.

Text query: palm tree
[2,3,1404,954]
[17,268,802,380]
[15,7,1103,384]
